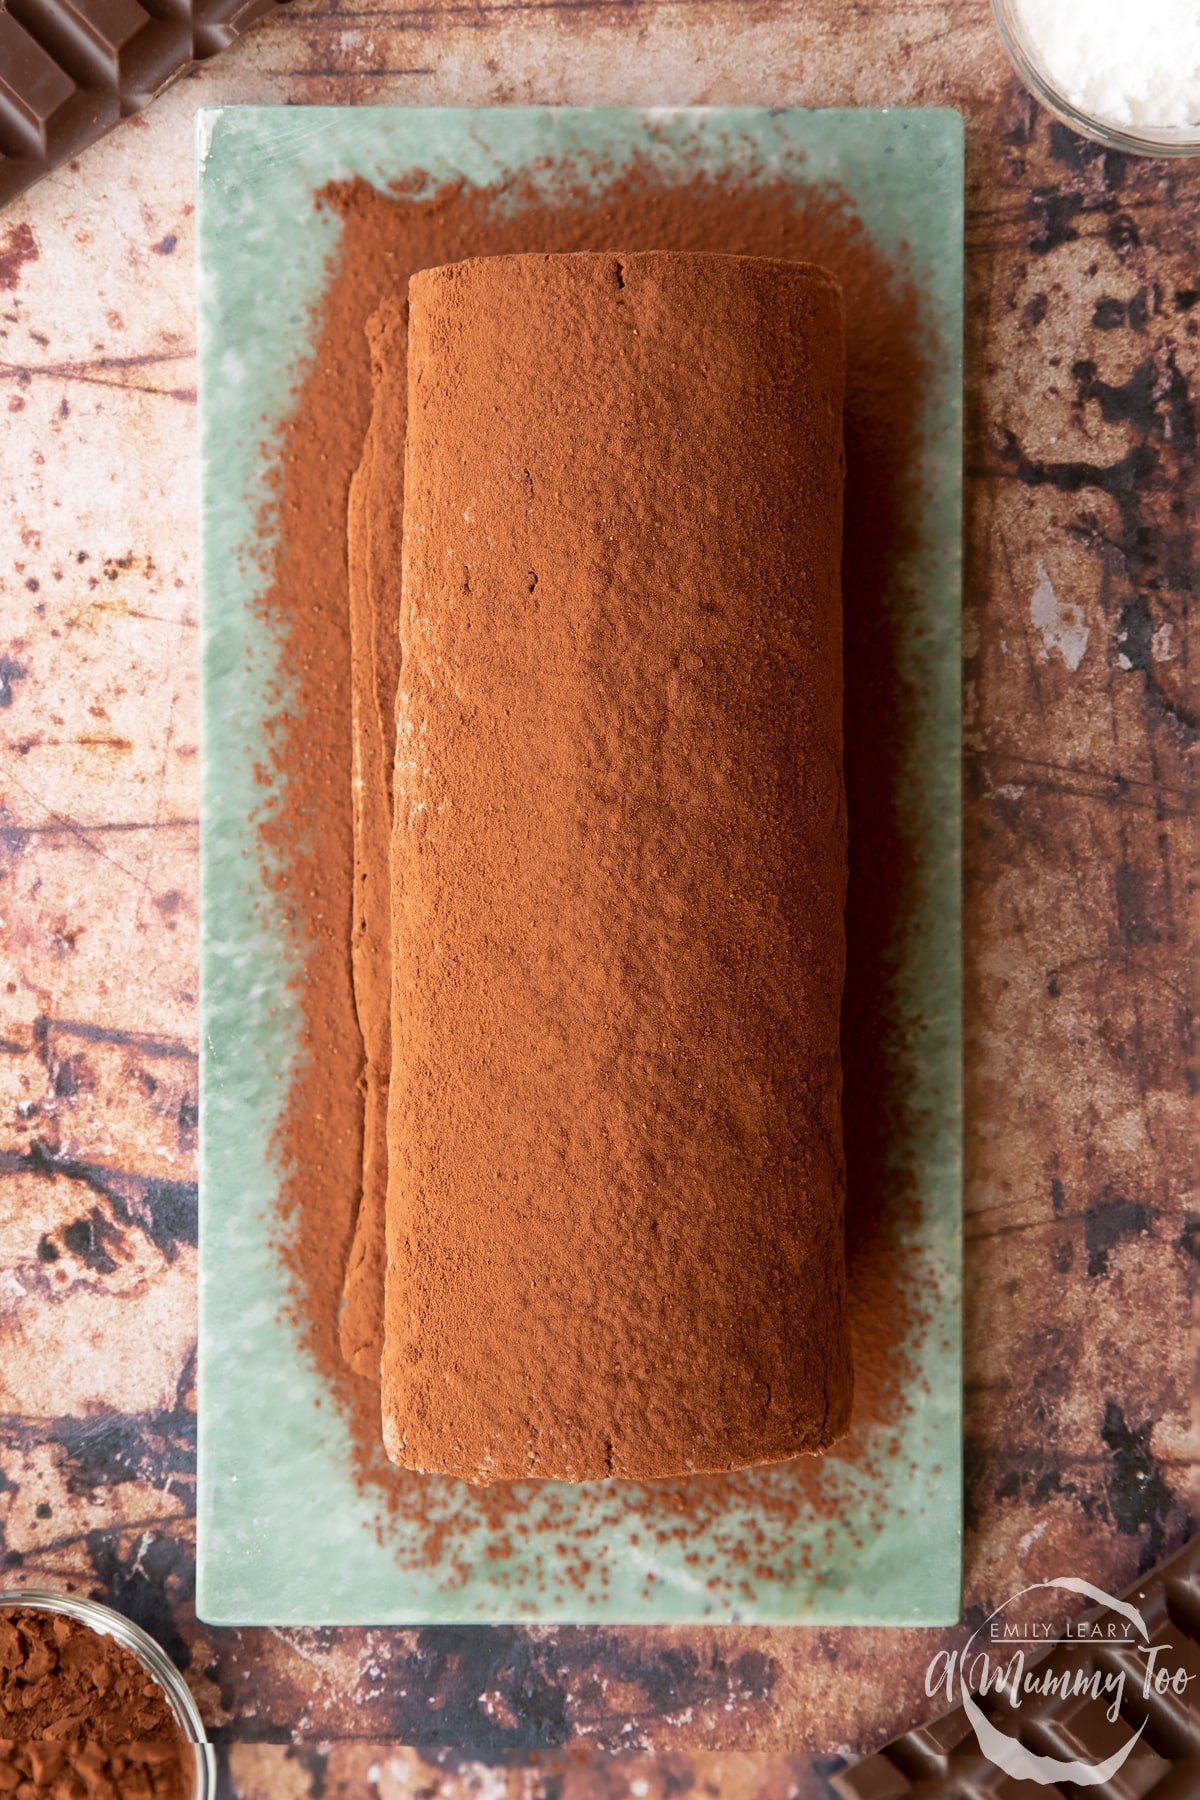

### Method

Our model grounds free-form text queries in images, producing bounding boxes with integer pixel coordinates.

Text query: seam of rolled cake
[339,306,404,1379]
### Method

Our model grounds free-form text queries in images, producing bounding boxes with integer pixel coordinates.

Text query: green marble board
[197,106,963,1626]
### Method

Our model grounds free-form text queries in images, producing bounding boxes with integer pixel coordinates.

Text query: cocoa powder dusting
[0,1609,186,1799]
[258,150,929,1569]
[381,251,852,1483]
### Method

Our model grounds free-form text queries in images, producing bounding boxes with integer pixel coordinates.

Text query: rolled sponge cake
[381,251,852,1483]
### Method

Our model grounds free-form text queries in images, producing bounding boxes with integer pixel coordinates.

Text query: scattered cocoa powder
[0,1609,186,1799]
[257,148,930,1569]
[378,250,852,1483]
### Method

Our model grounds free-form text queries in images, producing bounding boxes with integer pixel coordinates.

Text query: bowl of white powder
[993,0,1200,153]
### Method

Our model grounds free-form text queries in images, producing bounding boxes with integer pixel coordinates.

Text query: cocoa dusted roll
[379,251,852,1483]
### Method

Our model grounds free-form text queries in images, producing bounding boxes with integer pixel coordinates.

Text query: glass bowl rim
[0,1589,214,1794]
[991,0,1200,157]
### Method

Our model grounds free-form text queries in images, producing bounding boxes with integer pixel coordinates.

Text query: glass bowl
[992,0,1200,156]
[0,1590,215,1798]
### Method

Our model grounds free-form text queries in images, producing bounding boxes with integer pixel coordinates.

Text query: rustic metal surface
[0,1,1195,1794]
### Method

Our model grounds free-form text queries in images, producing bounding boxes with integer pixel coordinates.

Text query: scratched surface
[0,2,1195,1795]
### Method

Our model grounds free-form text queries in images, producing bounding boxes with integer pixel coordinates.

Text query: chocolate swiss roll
[379,251,852,1483]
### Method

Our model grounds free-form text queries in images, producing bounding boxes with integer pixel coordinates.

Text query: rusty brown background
[0,1,1196,1795]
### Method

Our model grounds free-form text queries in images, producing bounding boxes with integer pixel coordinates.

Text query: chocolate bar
[833,1535,1200,1796]
[0,0,290,209]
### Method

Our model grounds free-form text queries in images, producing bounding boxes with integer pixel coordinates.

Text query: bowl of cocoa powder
[0,1593,213,1798]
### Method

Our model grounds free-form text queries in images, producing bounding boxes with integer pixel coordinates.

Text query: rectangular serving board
[197,105,963,1626]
